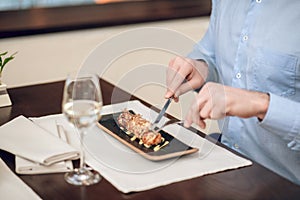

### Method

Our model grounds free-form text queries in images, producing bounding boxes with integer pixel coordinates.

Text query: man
[165,0,300,185]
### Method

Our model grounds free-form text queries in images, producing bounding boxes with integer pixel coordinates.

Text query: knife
[151,98,172,129]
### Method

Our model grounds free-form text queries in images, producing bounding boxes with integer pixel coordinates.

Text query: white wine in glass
[62,72,102,186]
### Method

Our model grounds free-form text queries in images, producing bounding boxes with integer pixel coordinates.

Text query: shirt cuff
[259,93,300,141]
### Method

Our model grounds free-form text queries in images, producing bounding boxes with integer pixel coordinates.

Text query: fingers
[184,93,208,129]
[174,78,200,98]
[165,56,194,99]
[184,83,227,129]
[166,58,179,97]
[184,107,207,129]
[165,90,175,99]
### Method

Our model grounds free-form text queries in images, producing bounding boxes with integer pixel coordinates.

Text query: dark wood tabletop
[1,79,300,200]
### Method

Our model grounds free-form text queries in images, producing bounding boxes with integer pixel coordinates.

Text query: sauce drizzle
[121,127,168,150]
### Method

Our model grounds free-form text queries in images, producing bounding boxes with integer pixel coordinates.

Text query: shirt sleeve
[187,0,220,83]
[259,93,300,151]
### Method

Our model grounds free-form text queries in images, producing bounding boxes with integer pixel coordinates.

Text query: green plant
[0,51,17,74]
[0,51,17,84]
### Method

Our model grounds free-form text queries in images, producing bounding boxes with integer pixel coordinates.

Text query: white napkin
[15,157,73,174]
[34,101,252,193]
[0,115,80,166]
[0,158,41,200]
[15,118,74,174]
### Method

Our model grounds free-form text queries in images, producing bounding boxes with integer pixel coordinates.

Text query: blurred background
[0,0,219,133]
[0,0,133,10]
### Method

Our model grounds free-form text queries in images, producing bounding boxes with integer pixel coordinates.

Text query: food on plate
[141,131,162,146]
[117,109,162,146]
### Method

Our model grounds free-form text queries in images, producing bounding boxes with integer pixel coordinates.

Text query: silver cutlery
[150,98,172,131]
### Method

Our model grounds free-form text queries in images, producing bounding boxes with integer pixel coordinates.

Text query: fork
[153,119,184,133]
[55,120,70,144]
[55,121,93,170]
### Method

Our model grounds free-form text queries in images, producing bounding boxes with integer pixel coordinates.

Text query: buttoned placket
[227,0,262,151]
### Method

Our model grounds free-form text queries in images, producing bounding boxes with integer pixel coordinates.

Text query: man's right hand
[165,56,209,102]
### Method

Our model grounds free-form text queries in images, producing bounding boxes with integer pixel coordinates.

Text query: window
[0,0,211,38]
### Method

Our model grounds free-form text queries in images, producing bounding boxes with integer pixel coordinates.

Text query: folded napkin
[0,115,80,166]
[0,158,41,200]
[15,157,73,174]
[34,101,252,193]
[15,118,74,174]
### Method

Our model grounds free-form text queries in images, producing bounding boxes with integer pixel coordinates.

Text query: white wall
[0,17,220,134]
[1,17,210,87]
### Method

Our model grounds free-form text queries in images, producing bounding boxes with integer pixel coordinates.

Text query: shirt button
[234,143,239,149]
[256,0,262,3]
[236,73,241,79]
[243,35,248,41]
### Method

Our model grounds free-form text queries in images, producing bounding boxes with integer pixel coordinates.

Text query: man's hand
[184,82,270,129]
[165,56,209,102]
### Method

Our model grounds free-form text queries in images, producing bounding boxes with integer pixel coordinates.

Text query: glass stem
[79,130,85,169]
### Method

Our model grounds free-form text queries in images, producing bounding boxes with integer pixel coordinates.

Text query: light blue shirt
[188,0,300,185]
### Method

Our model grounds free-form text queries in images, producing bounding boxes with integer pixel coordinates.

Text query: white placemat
[34,100,252,193]
[0,158,41,200]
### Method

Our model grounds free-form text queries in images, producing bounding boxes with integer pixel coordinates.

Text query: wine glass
[62,72,102,186]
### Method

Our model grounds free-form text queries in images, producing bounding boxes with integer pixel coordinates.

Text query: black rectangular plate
[97,110,198,161]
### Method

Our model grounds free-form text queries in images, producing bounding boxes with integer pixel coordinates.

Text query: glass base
[64,167,101,186]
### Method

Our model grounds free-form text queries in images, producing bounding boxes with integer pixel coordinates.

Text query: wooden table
[1,80,300,200]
